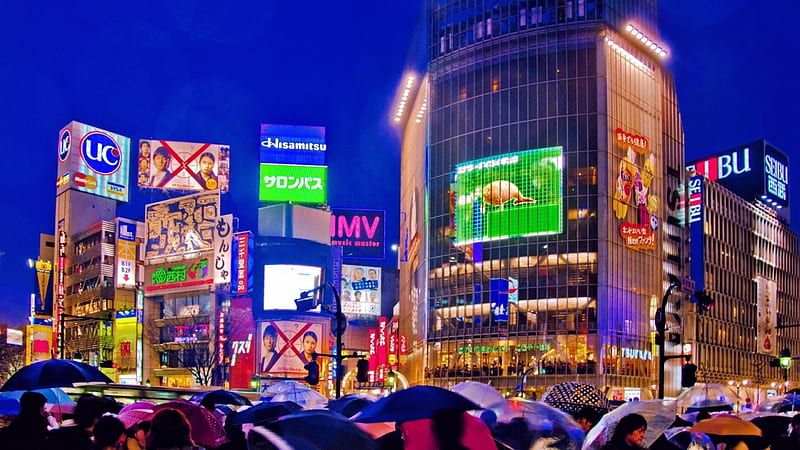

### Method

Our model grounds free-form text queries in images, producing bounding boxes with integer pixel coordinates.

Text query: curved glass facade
[419,0,686,399]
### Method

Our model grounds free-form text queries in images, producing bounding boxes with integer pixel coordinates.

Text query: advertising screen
[260,123,327,166]
[137,140,230,193]
[454,147,563,244]
[340,264,381,317]
[115,219,137,289]
[263,264,323,310]
[258,318,328,377]
[259,163,327,204]
[145,191,220,259]
[57,121,131,202]
[330,209,386,259]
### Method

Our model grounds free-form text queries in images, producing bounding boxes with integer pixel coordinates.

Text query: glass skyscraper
[400,0,688,399]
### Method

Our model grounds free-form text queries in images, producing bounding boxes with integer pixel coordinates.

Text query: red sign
[615,128,649,154]
[377,317,388,381]
[368,328,377,381]
[228,298,255,390]
[399,335,408,365]
[619,222,657,250]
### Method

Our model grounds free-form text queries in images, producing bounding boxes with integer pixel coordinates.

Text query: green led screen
[259,163,327,204]
[454,147,563,244]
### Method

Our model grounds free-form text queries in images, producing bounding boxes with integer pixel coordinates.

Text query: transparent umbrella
[497,397,585,449]
[756,393,800,413]
[270,388,327,409]
[676,383,740,412]
[583,400,677,449]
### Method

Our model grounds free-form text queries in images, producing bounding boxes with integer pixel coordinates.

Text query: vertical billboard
[259,124,327,204]
[756,276,778,356]
[213,214,234,285]
[611,129,659,251]
[228,298,255,389]
[137,140,230,192]
[144,191,220,259]
[454,147,563,244]
[115,219,137,289]
[115,310,138,371]
[231,232,254,295]
[330,209,386,259]
[32,259,53,316]
[258,318,328,377]
[57,121,131,202]
[340,264,381,317]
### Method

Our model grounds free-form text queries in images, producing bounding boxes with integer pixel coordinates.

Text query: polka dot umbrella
[540,381,609,416]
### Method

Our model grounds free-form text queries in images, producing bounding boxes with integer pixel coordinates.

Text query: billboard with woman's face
[258,318,327,377]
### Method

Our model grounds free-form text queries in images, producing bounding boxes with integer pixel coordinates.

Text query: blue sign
[259,123,327,166]
[81,131,121,175]
[490,278,509,322]
[59,129,71,162]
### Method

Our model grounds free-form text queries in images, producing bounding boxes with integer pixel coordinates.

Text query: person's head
[263,325,277,352]
[198,152,216,176]
[302,331,318,356]
[355,291,362,301]
[369,290,378,302]
[354,267,365,280]
[368,268,378,280]
[147,408,194,449]
[574,407,602,433]
[139,140,151,156]
[132,420,150,448]
[138,172,148,185]
[789,413,800,437]
[93,415,126,450]
[138,157,149,172]
[153,146,170,171]
[611,413,647,447]
[19,391,47,415]
[74,394,115,431]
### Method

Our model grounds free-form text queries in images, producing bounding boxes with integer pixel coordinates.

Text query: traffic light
[356,358,369,383]
[304,360,320,385]
[695,292,715,314]
[780,348,792,369]
[681,363,697,387]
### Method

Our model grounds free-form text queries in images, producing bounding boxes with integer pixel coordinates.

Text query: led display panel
[330,209,386,259]
[259,163,327,204]
[454,147,563,244]
[137,140,230,193]
[144,191,220,259]
[57,121,131,202]
[263,264,323,310]
[259,123,327,166]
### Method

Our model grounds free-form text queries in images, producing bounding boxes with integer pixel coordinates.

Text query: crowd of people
[0,390,798,450]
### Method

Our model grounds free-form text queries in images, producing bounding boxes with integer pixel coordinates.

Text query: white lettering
[260,137,327,151]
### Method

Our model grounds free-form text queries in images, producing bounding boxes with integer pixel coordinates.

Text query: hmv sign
[687,140,789,211]
[330,208,385,260]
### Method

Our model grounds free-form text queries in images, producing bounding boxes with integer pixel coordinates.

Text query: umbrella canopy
[0,359,113,391]
[540,381,609,415]
[450,381,506,410]
[0,397,20,415]
[688,415,762,437]
[120,400,157,413]
[118,407,155,429]
[228,401,302,427]
[263,409,377,449]
[152,399,229,448]
[756,393,800,413]
[354,385,481,423]
[270,388,327,409]
[326,394,374,418]
[189,389,253,407]
[0,387,76,418]
[583,400,677,449]
[499,398,585,449]
[265,380,311,395]
[675,383,739,412]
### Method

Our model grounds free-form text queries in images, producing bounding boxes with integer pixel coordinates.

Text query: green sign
[457,343,551,354]
[454,147,563,244]
[259,163,327,204]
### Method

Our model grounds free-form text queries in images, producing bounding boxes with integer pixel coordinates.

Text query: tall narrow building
[399,0,689,399]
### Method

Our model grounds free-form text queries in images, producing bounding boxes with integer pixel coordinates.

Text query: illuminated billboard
[260,123,327,166]
[145,191,220,259]
[115,219,137,289]
[259,163,327,204]
[686,140,789,211]
[454,147,563,244]
[330,209,385,259]
[263,264,323,310]
[258,318,328,378]
[137,140,230,193]
[340,264,381,317]
[57,121,131,202]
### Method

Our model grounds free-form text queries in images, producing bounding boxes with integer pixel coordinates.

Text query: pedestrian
[599,413,647,450]
[146,408,205,450]
[45,394,119,450]
[2,391,49,450]
[574,406,603,433]
[773,413,800,449]
[92,415,126,450]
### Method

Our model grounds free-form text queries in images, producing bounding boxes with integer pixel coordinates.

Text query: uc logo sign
[59,129,71,162]
[80,131,121,175]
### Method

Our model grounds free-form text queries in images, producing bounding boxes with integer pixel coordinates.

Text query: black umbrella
[264,409,377,449]
[0,359,113,391]
[229,401,302,427]
[326,394,373,418]
[354,385,480,423]
[189,389,253,407]
[539,381,609,415]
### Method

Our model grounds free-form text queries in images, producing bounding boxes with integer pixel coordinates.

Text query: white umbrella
[270,388,327,409]
[451,381,507,410]
[265,380,312,395]
[675,383,740,412]
[583,400,677,450]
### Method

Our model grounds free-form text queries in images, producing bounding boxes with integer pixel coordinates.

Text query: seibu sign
[330,208,385,259]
